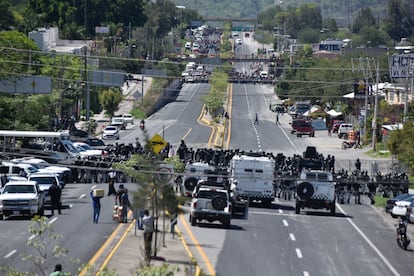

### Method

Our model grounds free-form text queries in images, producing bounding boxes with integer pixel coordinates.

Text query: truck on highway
[229,154,275,206]
[0,181,45,220]
[295,170,336,215]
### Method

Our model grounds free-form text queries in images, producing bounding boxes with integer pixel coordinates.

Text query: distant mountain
[175,0,388,27]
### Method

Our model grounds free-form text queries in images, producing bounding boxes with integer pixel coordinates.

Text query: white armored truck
[295,170,336,215]
[230,154,275,206]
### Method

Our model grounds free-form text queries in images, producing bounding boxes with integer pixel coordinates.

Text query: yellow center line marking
[179,213,216,276]
[98,219,135,273]
[182,127,192,141]
[78,210,133,276]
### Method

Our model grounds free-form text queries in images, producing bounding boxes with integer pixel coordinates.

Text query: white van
[260,71,268,79]
[338,123,353,138]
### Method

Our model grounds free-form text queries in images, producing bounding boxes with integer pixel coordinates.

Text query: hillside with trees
[175,0,389,27]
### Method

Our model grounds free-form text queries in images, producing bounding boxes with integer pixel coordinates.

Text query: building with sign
[29,27,90,54]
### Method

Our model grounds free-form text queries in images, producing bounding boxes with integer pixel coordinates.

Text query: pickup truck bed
[296,122,315,137]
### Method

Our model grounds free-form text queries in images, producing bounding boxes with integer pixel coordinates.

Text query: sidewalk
[103,220,194,275]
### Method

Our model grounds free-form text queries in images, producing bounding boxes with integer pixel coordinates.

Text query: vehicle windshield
[88,139,105,146]
[105,127,117,131]
[30,177,56,185]
[3,185,35,193]
[62,141,79,155]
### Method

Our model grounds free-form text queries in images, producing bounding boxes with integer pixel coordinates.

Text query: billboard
[0,76,52,94]
[91,70,125,87]
[389,54,414,79]
[354,79,367,99]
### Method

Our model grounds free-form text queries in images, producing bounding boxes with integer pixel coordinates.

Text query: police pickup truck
[0,181,45,220]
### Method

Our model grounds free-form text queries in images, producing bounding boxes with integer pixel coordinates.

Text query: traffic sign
[149,134,168,154]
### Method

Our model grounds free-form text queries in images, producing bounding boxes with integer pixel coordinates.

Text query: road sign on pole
[149,134,168,154]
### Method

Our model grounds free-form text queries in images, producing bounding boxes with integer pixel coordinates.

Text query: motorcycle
[396,219,410,250]
[140,121,145,130]
[341,140,362,150]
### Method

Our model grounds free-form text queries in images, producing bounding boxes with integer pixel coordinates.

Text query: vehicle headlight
[30,199,39,204]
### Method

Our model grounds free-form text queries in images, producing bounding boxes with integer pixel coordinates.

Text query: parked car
[391,195,414,218]
[385,193,413,213]
[28,172,63,207]
[338,123,353,139]
[331,120,345,133]
[73,142,105,159]
[85,137,107,150]
[122,114,134,125]
[102,125,120,140]
[111,117,126,130]
[0,181,45,220]
[290,118,306,134]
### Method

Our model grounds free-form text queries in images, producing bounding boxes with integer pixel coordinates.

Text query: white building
[28,27,89,54]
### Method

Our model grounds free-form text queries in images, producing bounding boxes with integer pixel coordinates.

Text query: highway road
[177,80,414,276]
[1,32,411,276]
[0,80,213,275]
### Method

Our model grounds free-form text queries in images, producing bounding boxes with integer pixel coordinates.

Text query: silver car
[102,125,120,140]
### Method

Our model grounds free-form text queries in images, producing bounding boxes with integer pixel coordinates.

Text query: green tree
[352,7,376,34]
[298,27,320,43]
[0,0,16,31]
[387,122,414,174]
[384,0,414,42]
[98,87,123,117]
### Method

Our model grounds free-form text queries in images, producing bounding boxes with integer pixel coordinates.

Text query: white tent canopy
[326,109,342,117]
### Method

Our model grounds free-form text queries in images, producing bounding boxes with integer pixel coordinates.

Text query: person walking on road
[254,113,259,125]
[116,184,130,223]
[108,169,117,196]
[49,181,62,215]
[90,191,101,223]
[142,209,155,261]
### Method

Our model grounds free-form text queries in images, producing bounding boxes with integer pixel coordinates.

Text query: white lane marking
[283,219,288,227]
[79,194,85,199]
[295,248,303,258]
[48,217,58,224]
[28,234,35,240]
[4,250,16,258]
[278,209,283,214]
[90,185,96,190]
[337,204,399,276]
[289,233,296,241]
[303,271,310,276]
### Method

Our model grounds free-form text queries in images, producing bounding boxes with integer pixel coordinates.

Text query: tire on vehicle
[184,177,198,192]
[330,202,336,215]
[190,215,197,226]
[212,195,227,211]
[296,182,314,200]
[295,200,300,214]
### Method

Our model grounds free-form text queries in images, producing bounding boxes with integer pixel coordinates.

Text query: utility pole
[84,47,90,121]
[372,61,379,151]
[351,57,376,145]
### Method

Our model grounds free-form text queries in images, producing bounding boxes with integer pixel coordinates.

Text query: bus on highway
[0,130,79,164]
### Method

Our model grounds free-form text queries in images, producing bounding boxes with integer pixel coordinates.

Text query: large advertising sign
[389,54,414,79]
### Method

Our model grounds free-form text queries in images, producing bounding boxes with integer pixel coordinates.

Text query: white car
[102,125,120,140]
[10,157,72,185]
[111,117,126,130]
[73,142,105,159]
[391,196,414,218]
[236,38,242,45]
[122,114,134,125]
[185,42,192,50]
